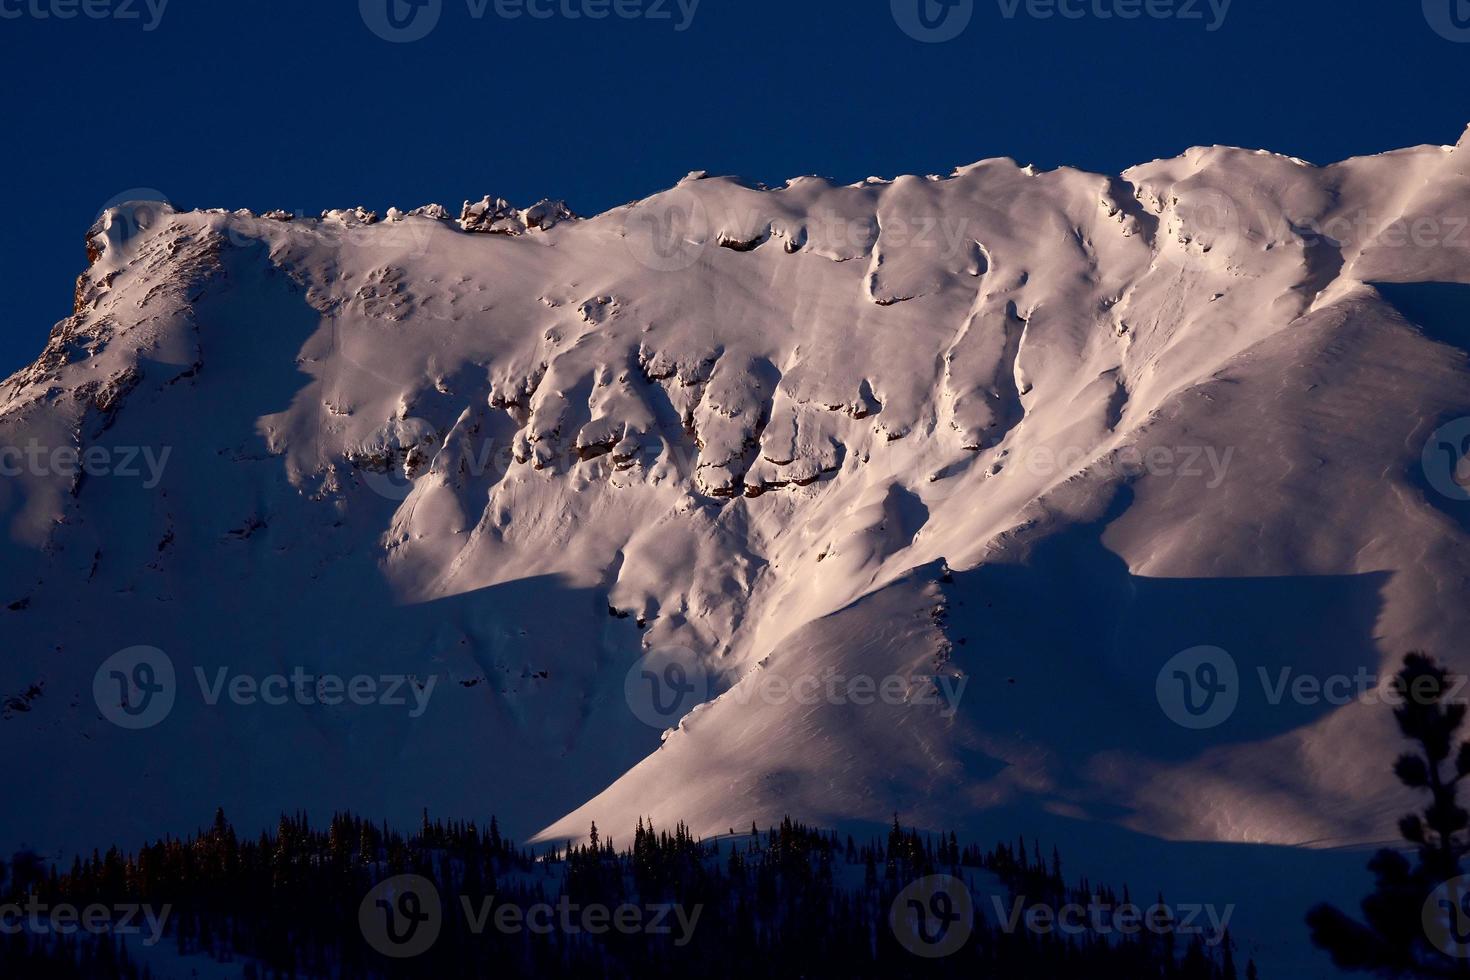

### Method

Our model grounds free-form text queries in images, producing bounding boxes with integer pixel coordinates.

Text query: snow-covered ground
[4,128,1470,975]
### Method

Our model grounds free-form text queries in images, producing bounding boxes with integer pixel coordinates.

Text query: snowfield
[4,128,1470,975]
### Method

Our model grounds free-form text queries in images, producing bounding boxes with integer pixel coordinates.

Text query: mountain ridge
[2,133,1469,887]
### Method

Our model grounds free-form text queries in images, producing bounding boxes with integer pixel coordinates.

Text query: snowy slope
[4,130,1470,973]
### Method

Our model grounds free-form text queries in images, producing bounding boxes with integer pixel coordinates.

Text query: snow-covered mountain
[4,128,1470,969]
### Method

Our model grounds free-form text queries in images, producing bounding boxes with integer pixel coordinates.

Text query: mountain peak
[3,137,1469,894]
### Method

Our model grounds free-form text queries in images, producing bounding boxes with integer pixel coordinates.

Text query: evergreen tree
[1307,652,1470,975]
[3,807,1240,979]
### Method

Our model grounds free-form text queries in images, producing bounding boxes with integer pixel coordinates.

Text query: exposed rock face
[2,137,1470,896]
[459,196,577,235]
[322,205,379,225]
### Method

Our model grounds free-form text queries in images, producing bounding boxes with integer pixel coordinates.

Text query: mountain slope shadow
[942,486,1391,765]
[0,564,660,856]
[1371,283,1470,535]
[1372,281,1470,354]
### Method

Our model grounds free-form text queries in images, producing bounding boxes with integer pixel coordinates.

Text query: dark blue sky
[1,0,1467,376]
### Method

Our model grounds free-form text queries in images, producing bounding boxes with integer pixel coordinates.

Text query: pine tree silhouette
[1306,652,1470,976]
[3,807,1240,977]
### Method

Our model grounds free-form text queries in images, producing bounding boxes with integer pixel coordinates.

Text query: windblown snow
[5,129,1470,973]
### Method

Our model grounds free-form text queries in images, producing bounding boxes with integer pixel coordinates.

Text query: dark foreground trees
[2,810,1248,978]
[1307,652,1470,976]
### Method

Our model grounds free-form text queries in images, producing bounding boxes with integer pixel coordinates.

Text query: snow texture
[6,128,1470,975]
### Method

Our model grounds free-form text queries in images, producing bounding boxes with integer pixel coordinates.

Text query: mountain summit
[4,137,1470,882]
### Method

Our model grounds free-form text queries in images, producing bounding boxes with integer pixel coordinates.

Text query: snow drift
[5,130,1470,973]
